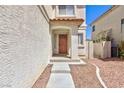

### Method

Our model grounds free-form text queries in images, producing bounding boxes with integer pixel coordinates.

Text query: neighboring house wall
[0,5,51,87]
[92,6,124,46]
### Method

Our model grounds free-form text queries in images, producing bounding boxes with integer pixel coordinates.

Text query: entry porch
[51,26,78,59]
[50,18,84,59]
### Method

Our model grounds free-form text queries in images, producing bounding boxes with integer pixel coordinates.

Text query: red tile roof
[50,18,84,22]
[50,18,84,26]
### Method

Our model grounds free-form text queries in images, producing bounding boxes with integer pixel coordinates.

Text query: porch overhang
[50,18,84,26]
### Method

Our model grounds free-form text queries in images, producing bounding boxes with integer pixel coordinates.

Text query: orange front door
[59,34,67,54]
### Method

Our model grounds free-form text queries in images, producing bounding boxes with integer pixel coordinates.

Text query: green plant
[101,37,106,41]
[120,50,124,55]
[106,36,111,41]
[120,50,124,59]
[119,41,124,59]
[93,40,96,43]
[120,41,124,50]
[98,39,101,42]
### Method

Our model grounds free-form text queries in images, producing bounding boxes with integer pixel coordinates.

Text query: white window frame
[56,5,76,17]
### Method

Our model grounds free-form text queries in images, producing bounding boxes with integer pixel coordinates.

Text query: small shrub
[101,37,106,41]
[93,40,96,43]
[120,50,124,59]
[119,41,124,59]
[106,36,111,41]
[120,41,124,50]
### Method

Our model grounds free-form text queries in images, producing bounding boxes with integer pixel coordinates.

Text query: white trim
[91,63,107,88]
[78,45,84,47]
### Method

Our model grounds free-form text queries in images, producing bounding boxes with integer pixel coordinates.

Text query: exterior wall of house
[77,5,86,57]
[0,5,51,87]
[76,6,86,19]
[50,5,86,58]
[86,41,94,59]
[92,6,124,46]
[44,5,54,19]
[71,26,79,59]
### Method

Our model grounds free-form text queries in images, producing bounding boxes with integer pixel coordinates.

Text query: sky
[86,5,112,40]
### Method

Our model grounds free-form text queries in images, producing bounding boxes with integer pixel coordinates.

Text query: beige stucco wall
[44,5,54,19]
[86,41,94,59]
[0,5,51,87]
[92,6,124,46]
[76,6,86,19]
[77,5,86,26]
[78,28,86,56]
[77,5,86,57]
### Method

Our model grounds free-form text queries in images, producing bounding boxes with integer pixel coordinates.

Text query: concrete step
[51,63,71,73]
[50,59,81,62]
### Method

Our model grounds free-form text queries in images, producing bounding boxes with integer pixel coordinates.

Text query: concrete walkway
[46,63,75,88]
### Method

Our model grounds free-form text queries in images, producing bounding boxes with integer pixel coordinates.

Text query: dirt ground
[32,64,52,88]
[70,64,103,88]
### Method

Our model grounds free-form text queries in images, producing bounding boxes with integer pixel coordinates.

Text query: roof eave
[90,5,119,26]
[50,18,84,26]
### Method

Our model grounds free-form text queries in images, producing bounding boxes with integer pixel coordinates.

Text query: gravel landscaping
[32,64,53,88]
[87,58,124,88]
[69,64,103,88]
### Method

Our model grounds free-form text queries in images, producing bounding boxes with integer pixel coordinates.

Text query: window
[92,25,95,32]
[121,19,124,24]
[121,19,124,41]
[59,5,75,16]
[59,5,66,15]
[121,18,124,32]
[78,34,83,45]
